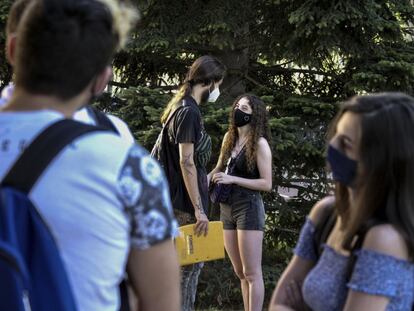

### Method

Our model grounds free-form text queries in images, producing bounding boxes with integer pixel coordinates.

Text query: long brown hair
[328,93,414,257]
[160,55,226,123]
[220,94,272,172]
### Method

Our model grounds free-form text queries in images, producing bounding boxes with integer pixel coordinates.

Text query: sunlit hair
[160,55,226,124]
[220,94,272,172]
[327,92,414,257]
[96,0,139,50]
[14,0,138,100]
[6,0,31,35]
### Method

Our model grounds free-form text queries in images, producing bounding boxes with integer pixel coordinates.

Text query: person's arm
[179,142,209,236]
[342,225,410,311]
[212,137,272,191]
[117,145,180,311]
[127,241,180,311]
[269,256,314,311]
[269,197,335,310]
[207,132,229,185]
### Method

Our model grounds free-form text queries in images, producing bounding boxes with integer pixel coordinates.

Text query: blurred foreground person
[0,0,180,310]
[1,0,135,144]
[2,1,138,310]
[270,93,414,311]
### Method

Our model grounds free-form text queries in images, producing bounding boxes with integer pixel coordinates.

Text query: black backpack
[151,106,183,168]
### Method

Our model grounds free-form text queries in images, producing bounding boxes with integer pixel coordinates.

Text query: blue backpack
[0,119,103,311]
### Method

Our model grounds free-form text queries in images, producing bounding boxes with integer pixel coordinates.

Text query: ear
[209,81,216,92]
[92,66,112,95]
[6,34,17,66]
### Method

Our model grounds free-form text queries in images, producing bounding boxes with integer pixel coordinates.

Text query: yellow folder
[175,221,225,266]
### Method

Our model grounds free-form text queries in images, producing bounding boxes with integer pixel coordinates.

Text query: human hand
[207,173,212,186]
[194,209,209,237]
[212,172,233,184]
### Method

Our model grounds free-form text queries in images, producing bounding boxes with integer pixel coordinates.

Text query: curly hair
[220,94,272,172]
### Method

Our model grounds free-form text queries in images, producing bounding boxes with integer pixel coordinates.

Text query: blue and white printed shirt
[0,109,178,311]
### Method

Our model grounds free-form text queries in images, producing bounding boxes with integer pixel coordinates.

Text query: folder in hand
[175,221,225,266]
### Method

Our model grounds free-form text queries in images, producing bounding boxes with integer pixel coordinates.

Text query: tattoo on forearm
[195,197,205,215]
[183,153,194,176]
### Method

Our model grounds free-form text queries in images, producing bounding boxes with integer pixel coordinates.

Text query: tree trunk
[216,22,250,98]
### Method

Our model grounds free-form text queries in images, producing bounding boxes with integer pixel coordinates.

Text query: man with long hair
[154,55,225,310]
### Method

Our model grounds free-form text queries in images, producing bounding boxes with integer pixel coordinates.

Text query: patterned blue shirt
[294,218,414,310]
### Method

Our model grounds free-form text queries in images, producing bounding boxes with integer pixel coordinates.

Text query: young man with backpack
[0,1,180,310]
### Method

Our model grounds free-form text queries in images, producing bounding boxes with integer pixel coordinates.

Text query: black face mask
[234,108,252,127]
[327,144,357,187]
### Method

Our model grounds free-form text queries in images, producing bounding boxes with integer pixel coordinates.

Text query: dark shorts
[220,185,265,231]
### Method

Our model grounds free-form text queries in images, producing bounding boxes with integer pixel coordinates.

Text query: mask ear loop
[209,81,216,93]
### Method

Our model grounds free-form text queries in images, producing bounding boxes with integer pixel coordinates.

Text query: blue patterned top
[294,218,414,311]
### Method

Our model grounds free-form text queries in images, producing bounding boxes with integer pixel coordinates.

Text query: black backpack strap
[164,103,185,128]
[313,201,336,258]
[87,106,119,135]
[151,105,184,158]
[2,119,105,193]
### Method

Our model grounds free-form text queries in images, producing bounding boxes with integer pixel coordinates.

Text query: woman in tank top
[209,94,272,311]
[269,93,414,311]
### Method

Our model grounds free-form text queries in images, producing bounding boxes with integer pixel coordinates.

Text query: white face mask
[208,87,220,102]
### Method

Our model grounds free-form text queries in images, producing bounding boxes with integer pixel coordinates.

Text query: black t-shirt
[164,96,211,214]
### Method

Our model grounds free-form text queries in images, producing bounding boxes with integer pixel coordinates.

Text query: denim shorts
[219,185,265,231]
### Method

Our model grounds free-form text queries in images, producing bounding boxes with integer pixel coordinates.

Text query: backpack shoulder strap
[313,200,336,258]
[2,119,105,193]
[163,103,185,129]
[87,106,119,135]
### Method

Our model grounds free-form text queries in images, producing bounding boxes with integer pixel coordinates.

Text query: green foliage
[196,257,284,310]
[1,0,414,308]
[0,0,13,87]
[95,85,171,150]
